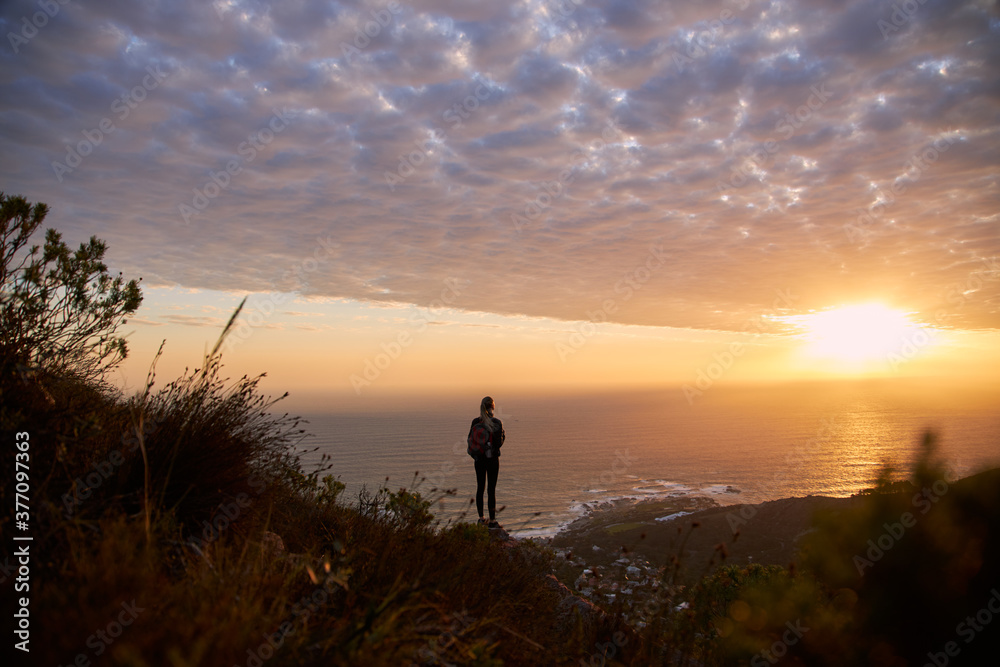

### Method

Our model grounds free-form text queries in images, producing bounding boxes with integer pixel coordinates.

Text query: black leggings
[474,457,500,521]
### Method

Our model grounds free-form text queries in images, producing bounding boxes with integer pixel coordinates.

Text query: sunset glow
[796,304,928,364]
[4,1,1000,662]
[0,0,997,404]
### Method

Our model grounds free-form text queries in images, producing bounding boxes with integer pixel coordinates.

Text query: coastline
[542,493,863,593]
[532,467,1000,643]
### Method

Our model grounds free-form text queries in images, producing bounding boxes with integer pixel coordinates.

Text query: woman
[468,396,505,528]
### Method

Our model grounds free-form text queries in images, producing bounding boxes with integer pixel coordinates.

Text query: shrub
[1,191,142,386]
[386,488,435,529]
[795,432,1000,664]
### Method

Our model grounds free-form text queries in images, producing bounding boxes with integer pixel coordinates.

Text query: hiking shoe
[478,517,488,526]
[487,520,500,529]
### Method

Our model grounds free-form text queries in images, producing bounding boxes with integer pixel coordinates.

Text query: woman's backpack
[467,421,494,459]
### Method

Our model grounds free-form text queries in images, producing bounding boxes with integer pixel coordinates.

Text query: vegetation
[1,192,627,665]
[1,192,142,388]
[2,192,997,665]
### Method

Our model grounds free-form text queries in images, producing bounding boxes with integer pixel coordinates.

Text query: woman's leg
[474,458,487,519]
[486,458,499,521]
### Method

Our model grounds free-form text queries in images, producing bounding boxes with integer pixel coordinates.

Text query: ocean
[294,380,1000,538]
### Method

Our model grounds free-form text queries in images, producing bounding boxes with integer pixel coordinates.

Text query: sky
[1,0,998,409]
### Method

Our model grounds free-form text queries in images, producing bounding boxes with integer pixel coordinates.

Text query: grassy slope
[3,359,998,666]
[2,362,634,666]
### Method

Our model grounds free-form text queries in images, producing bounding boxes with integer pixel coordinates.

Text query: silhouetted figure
[467,395,505,527]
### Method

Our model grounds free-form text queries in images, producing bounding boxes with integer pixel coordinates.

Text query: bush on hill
[1,191,142,388]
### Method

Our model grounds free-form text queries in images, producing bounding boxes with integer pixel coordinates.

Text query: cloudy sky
[2,0,998,403]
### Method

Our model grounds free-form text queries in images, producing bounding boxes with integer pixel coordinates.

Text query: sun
[792,304,927,368]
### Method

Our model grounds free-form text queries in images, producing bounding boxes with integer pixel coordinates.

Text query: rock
[543,574,612,636]
[262,531,286,559]
[487,523,512,542]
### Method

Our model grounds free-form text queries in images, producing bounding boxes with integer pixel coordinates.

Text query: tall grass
[4,299,998,665]
[3,303,635,666]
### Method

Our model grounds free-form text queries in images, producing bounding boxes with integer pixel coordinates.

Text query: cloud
[0,0,997,335]
[159,314,225,328]
[127,317,167,327]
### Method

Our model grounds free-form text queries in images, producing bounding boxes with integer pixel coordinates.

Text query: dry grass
[4,306,998,666]
[2,310,635,666]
